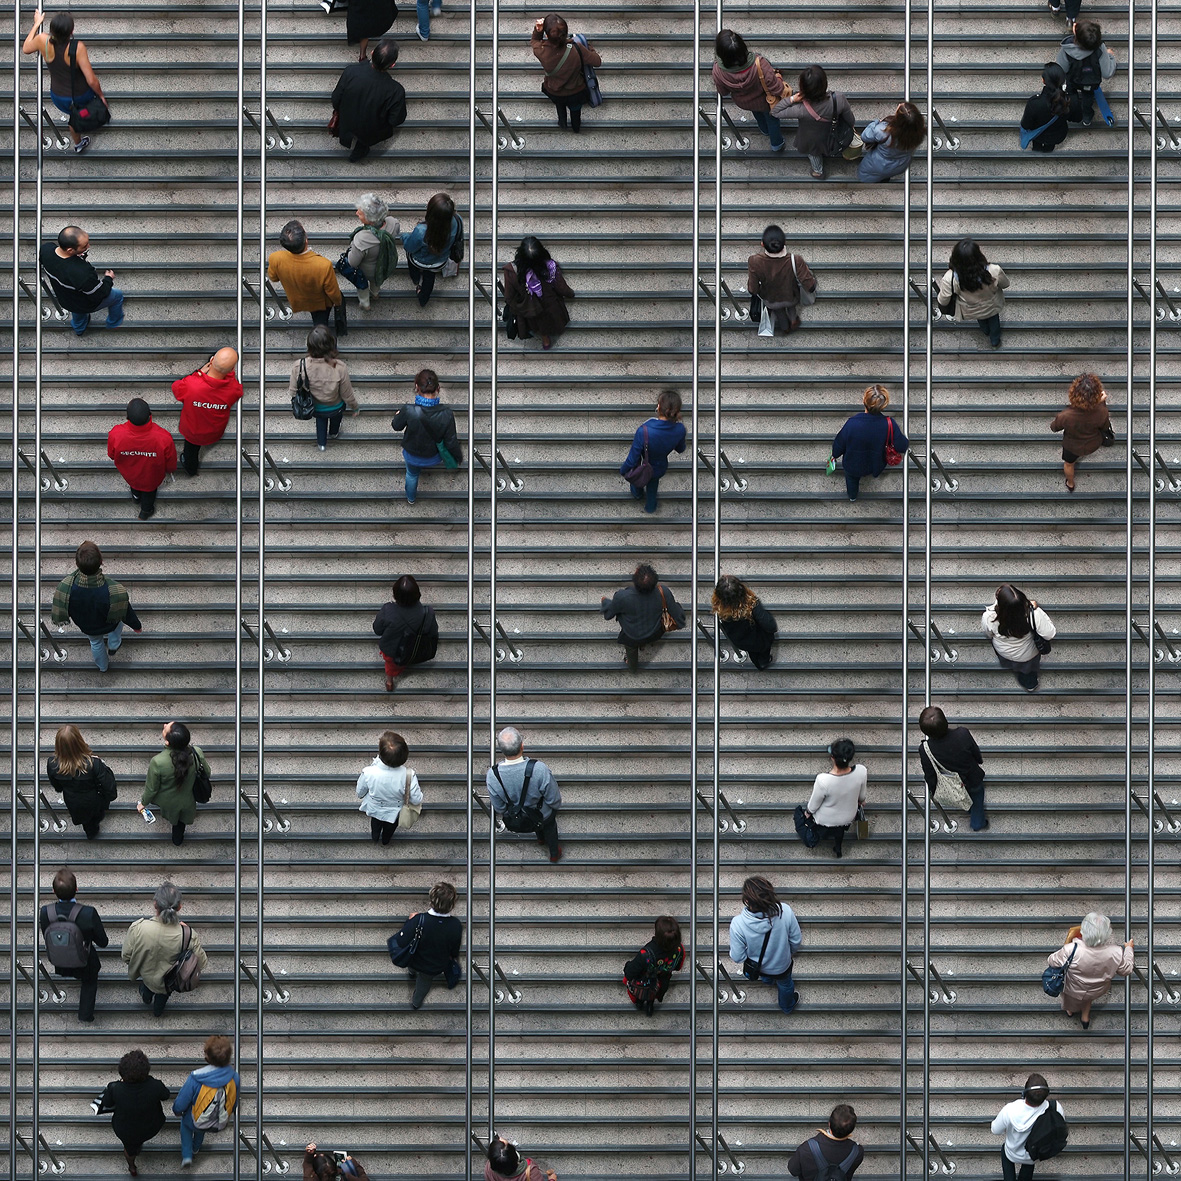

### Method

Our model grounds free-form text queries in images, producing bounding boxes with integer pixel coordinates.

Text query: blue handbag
[1042,941,1077,997]
[572,34,602,107]
[1019,117,1056,150]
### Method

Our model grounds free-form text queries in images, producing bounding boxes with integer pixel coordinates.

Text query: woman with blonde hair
[711,575,778,669]
[830,384,908,502]
[46,724,117,839]
[1046,911,1133,1028]
[1050,373,1113,492]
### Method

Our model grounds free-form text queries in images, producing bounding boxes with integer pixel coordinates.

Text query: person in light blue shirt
[728,875,803,1013]
[619,389,688,513]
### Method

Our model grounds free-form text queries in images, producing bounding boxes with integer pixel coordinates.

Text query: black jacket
[373,600,439,664]
[97,1077,171,1150]
[787,1135,864,1180]
[332,61,407,147]
[395,912,463,975]
[40,898,109,959]
[919,727,986,790]
[602,583,686,646]
[1021,90,1069,152]
[46,755,118,826]
[39,241,113,313]
[392,403,463,465]
[717,601,778,668]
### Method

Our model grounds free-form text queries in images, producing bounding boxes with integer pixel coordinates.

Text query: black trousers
[371,816,400,845]
[405,260,437,307]
[59,947,101,1021]
[536,813,561,859]
[129,487,157,514]
[1000,1150,1035,1181]
[138,982,169,1015]
[181,439,202,474]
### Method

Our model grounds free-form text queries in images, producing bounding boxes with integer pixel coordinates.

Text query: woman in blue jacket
[620,389,688,513]
[400,193,462,307]
[830,384,908,501]
[173,1035,239,1168]
[858,101,926,182]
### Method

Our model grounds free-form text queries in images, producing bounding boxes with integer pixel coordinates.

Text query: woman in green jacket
[138,721,209,847]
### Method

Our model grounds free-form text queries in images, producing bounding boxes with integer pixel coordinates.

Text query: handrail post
[909,787,957,835]
[261,790,291,833]
[241,617,260,646]
[1153,622,1181,662]
[496,105,525,149]
[928,620,958,663]
[473,449,493,477]
[1155,279,1181,321]
[471,789,491,820]
[38,960,67,1001]
[698,277,729,320]
[261,449,292,493]
[718,106,750,149]
[716,1133,745,1174]
[260,1132,291,1173]
[715,959,746,1003]
[718,449,748,492]
[262,619,292,662]
[717,790,746,833]
[696,448,716,474]
[239,789,261,819]
[20,103,69,149]
[241,447,262,478]
[909,277,933,319]
[473,960,512,1003]
[15,1132,65,1175]
[1154,450,1181,491]
[492,960,521,1002]
[908,449,930,480]
[493,448,524,492]
[15,959,51,1002]
[38,791,68,832]
[927,959,957,1003]
[474,278,494,305]
[718,279,749,320]
[472,619,491,647]
[17,447,67,492]
[926,1133,954,1173]
[1152,1134,1181,1173]
[694,1132,715,1162]
[927,450,959,492]
[264,279,292,320]
[39,621,67,661]
[1131,617,1164,662]
[261,960,292,1003]
[263,106,294,149]
[242,106,262,135]
[239,958,259,987]
[930,107,960,150]
[493,620,524,662]
[40,276,67,319]
[1151,961,1181,1003]
[696,789,727,834]
[1132,105,1153,133]
[1156,108,1181,149]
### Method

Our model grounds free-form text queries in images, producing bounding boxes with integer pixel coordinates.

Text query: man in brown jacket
[747,224,817,335]
[266,220,343,327]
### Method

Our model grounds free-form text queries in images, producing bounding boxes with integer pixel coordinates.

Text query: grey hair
[496,726,524,758]
[153,881,183,925]
[1080,911,1113,948]
[357,192,389,225]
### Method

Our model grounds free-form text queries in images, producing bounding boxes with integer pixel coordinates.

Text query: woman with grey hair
[120,883,208,1016]
[336,192,401,309]
[1046,911,1133,1028]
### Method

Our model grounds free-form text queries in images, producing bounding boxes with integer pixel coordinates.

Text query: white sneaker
[319,0,333,12]
[430,4,442,13]
[358,287,371,309]
[416,27,429,39]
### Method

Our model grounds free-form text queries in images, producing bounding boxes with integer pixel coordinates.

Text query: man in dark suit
[331,38,407,162]
[39,867,109,1022]
[918,705,989,831]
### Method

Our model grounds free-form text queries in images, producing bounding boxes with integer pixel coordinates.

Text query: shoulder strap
[410,403,443,445]
[921,739,953,778]
[754,926,772,972]
[886,418,894,444]
[67,903,84,923]
[641,423,650,456]
[800,97,827,123]
[520,758,536,804]
[179,922,191,953]
[755,56,779,105]
[544,43,574,78]
[838,1145,860,1173]
[807,1139,827,1169]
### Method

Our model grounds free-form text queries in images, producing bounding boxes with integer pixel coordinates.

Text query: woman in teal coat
[138,721,209,847]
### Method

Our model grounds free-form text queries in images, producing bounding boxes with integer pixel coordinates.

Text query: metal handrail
[473,449,493,476]
[263,619,292,661]
[716,1133,745,1174]
[1156,108,1180,149]
[696,276,747,321]
[716,960,746,1004]
[719,450,748,492]
[718,106,750,150]
[39,620,67,661]
[265,106,293,149]
[19,104,68,150]
[907,787,957,834]
[17,789,66,834]
[1155,450,1181,490]
[17,447,68,492]
[15,958,65,1003]
[906,1130,954,1173]
[1131,617,1165,662]
[15,1131,65,1175]
[717,791,746,833]
[928,620,958,663]
[264,449,292,492]
[472,617,524,662]
[929,106,959,149]
[494,448,524,492]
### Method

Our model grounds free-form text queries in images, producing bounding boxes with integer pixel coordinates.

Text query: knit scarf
[714,50,756,72]
[415,393,440,407]
[525,259,558,297]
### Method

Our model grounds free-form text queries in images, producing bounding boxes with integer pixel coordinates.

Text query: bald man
[171,348,245,475]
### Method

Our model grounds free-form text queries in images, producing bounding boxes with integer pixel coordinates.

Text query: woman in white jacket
[356,731,423,846]
[981,584,1057,692]
[800,738,867,859]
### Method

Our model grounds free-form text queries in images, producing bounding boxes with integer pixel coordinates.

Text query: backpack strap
[493,759,537,807]
[179,922,191,953]
[806,1139,827,1170]
[67,903,84,924]
[838,1145,860,1175]
[544,43,574,78]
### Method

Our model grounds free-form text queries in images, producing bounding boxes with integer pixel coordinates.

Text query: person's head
[48,12,75,46]
[429,881,457,914]
[1041,62,1069,115]
[1080,911,1113,948]
[949,237,992,292]
[542,12,568,42]
[209,347,239,376]
[1023,1073,1050,1104]
[514,236,552,276]
[306,324,338,360]
[829,1104,857,1138]
[75,540,102,575]
[761,224,786,255]
[741,874,782,919]
[204,1035,234,1067]
[496,726,524,758]
[423,193,457,254]
[798,65,828,101]
[414,368,440,397]
[1068,372,1105,409]
[653,915,682,954]
[487,1135,520,1176]
[994,583,1032,638]
[357,193,390,227]
[309,1153,341,1180]
[714,29,748,69]
[1073,18,1101,49]
[163,720,195,782]
[53,867,77,900]
[119,1049,151,1084]
[378,730,409,768]
[711,574,756,621]
[153,881,183,924]
[863,384,889,413]
[886,101,926,152]
[918,706,949,740]
[632,563,658,594]
[371,38,399,70]
[53,724,93,777]
[393,574,421,607]
[127,398,151,427]
[656,388,682,421]
[279,219,307,253]
[828,738,855,769]
[57,226,88,255]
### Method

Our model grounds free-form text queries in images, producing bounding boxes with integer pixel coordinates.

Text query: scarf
[525,259,558,298]
[713,50,756,73]
[415,393,440,407]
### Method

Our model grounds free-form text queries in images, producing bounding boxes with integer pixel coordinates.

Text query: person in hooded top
[107,398,177,520]
[171,347,245,475]
[484,1134,558,1181]
[728,875,803,1014]
[502,236,575,350]
[1055,18,1116,126]
[711,29,786,151]
[1020,63,1070,152]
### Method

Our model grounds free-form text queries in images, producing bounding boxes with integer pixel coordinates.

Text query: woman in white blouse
[981,583,1057,692]
[356,731,423,846]
[802,738,867,859]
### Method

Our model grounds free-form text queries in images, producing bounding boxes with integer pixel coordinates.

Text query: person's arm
[1030,605,1056,640]
[768,94,796,118]
[965,730,984,767]
[993,265,1011,291]
[50,576,72,625]
[794,255,817,294]
[661,585,687,626]
[266,253,279,283]
[442,412,463,463]
[1100,43,1117,78]
[337,365,360,412]
[356,769,371,801]
[990,1110,1009,1136]
[753,601,778,635]
[804,776,825,818]
[391,406,408,431]
[190,929,209,973]
[860,118,887,146]
[541,765,561,810]
[578,39,602,67]
[164,434,178,474]
[747,257,760,297]
[196,747,211,778]
[346,230,369,271]
[1117,940,1135,975]
[601,590,620,621]
[447,918,462,960]
[408,769,424,805]
[373,607,387,638]
[935,269,953,308]
[107,431,118,463]
[1046,942,1072,968]
[552,269,575,299]
[619,425,644,474]
[74,41,105,102]
[623,949,647,978]
[918,744,936,790]
[141,759,160,806]
[22,8,45,55]
[485,768,508,813]
[727,918,747,965]
[837,92,856,126]
[1049,409,1065,433]
[89,909,110,949]
[673,422,687,454]
[172,1073,198,1117]
[121,924,135,964]
[711,64,730,98]
[786,909,802,955]
[786,1144,804,1178]
[123,601,142,632]
[1054,46,1069,71]
[890,418,910,453]
[831,422,848,458]
[857,770,867,805]
[288,362,300,398]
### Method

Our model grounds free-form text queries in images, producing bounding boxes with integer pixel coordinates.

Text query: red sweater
[107,420,177,490]
[172,369,244,445]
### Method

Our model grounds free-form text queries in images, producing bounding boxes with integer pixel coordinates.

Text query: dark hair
[714,29,748,69]
[393,574,421,607]
[761,224,786,254]
[741,874,782,920]
[1073,18,1101,49]
[829,1104,857,1137]
[798,65,827,102]
[1024,1073,1050,1102]
[514,236,552,277]
[1040,63,1070,117]
[488,1137,520,1176]
[886,102,926,152]
[653,915,681,954]
[423,193,456,255]
[949,238,994,294]
[204,1035,233,1067]
[127,398,151,427]
[711,574,757,622]
[57,225,85,251]
[542,12,568,42]
[166,721,194,784]
[430,881,457,913]
[378,731,409,768]
[75,540,102,575]
[994,583,1032,639]
[119,1050,150,1085]
[829,738,855,769]
[371,37,399,69]
[918,706,949,740]
[49,12,75,46]
[279,220,307,253]
[1068,372,1105,409]
[656,389,682,421]
[310,1153,340,1180]
[53,867,77,900]
[632,564,658,594]
[306,325,338,360]
[415,368,439,395]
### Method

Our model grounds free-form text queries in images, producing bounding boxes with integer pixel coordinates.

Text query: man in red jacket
[171,347,244,475]
[107,399,177,520]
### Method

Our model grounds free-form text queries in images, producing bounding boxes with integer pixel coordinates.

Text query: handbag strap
[800,97,826,123]
[544,43,573,78]
[886,418,894,446]
[404,771,413,807]
[1027,605,1043,639]
[1063,942,1078,969]
[755,56,779,107]
[753,926,772,974]
[921,739,954,779]
[641,423,650,459]
[658,585,670,614]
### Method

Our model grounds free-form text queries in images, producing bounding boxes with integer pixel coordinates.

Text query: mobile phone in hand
[142,807,156,824]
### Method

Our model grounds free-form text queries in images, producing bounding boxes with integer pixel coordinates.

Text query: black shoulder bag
[1029,606,1052,655]
[387,913,426,967]
[742,926,773,981]
[291,359,316,420]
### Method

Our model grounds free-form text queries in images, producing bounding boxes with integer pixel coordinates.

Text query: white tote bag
[921,741,972,812]
[758,303,774,337]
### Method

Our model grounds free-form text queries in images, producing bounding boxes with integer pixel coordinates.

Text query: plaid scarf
[51,570,129,628]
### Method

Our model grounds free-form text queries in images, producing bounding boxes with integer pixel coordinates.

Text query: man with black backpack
[485,726,563,863]
[991,1073,1068,1181]
[787,1105,864,1180]
[40,867,109,1023]
[1055,19,1116,126]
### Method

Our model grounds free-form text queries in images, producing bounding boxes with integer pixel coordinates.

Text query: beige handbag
[397,771,422,830]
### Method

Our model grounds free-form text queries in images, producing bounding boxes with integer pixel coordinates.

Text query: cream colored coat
[1046,937,1133,1010]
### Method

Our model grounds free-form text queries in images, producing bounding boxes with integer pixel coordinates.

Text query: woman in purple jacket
[620,389,688,513]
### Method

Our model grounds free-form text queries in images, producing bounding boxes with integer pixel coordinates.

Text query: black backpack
[42,903,90,970]
[392,606,439,667]
[1064,42,1103,90]
[493,759,545,834]
[1025,1100,1068,1161]
[806,1138,860,1181]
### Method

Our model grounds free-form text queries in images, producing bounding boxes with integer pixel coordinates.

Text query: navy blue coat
[831,411,908,478]
[621,417,687,479]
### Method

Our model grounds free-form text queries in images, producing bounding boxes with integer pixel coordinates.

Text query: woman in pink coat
[1046,911,1133,1029]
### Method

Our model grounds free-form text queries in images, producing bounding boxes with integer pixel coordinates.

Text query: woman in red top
[171,348,245,475]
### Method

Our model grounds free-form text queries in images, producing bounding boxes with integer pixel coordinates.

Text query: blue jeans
[405,463,421,502]
[87,621,123,672]
[51,87,96,115]
[416,0,441,37]
[71,288,124,335]
[760,969,798,1013]
[179,1113,205,1162]
[977,314,1001,346]
[966,781,989,831]
[630,477,660,513]
[315,407,343,447]
[751,108,784,149]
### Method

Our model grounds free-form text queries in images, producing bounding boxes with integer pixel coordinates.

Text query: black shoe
[644,997,655,1016]
[833,845,843,858]
[138,504,156,520]
[130,490,141,502]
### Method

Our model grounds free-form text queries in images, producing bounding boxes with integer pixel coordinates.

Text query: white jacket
[806,766,867,826]
[981,601,1056,663]
[356,757,422,822]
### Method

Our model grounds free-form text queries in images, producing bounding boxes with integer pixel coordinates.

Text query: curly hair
[712,575,757,622]
[1068,373,1105,409]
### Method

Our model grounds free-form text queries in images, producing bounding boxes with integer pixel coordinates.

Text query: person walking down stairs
[91,1050,171,1177]
[935,237,1010,348]
[746,224,816,336]
[485,1135,558,1181]
[355,730,423,845]
[331,38,407,162]
[623,915,685,1015]
[267,220,344,328]
[401,193,463,307]
[372,575,440,690]
[1049,372,1113,492]
[830,384,908,502]
[787,1105,865,1179]
[305,1145,371,1180]
[289,326,361,452]
[531,13,601,133]
[601,563,686,671]
[728,875,802,1014]
[619,389,687,513]
[857,101,926,181]
[107,398,177,520]
[981,584,1056,692]
[391,369,463,503]
[502,236,575,350]
[917,705,989,831]
[387,881,463,1009]
[796,738,867,859]
[335,192,401,309]
[991,1073,1067,1181]
[770,65,856,179]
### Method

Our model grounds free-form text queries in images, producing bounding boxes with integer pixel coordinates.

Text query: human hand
[408,911,419,919]
[32,7,44,25]
[104,270,115,278]
[1126,938,1134,947]
[136,802,145,813]
[306,1143,317,1154]
[1029,600,1037,610]
[351,409,361,417]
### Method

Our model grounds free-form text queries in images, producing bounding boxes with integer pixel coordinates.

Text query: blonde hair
[863,384,890,412]
[53,725,93,778]
[711,574,758,622]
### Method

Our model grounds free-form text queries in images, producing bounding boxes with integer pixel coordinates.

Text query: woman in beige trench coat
[1046,911,1134,1029]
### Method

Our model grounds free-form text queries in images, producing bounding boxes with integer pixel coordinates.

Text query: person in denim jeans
[23,9,109,153]
[619,389,688,512]
[39,227,123,336]
[416,0,442,40]
[711,29,786,151]
[50,540,143,672]
[728,875,802,1013]
[288,326,361,451]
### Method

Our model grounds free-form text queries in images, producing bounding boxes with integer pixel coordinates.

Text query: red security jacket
[107,420,178,491]
[172,369,245,446]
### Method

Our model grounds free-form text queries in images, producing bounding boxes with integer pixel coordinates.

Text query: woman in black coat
[347,0,397,59]
[46,724,117,839]
[389,881,463,1009]
[623,916,685,1016]
[372,574,439,691]
[94,1049,170,1176]
[830,384,909,502]
[711,575,778,669]
[391,368,463,504]
[1020,62,1070,153]
[502,236,575,350]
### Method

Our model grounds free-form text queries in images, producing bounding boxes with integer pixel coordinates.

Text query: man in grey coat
[601,563,687,673]
[486,727,563,863]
